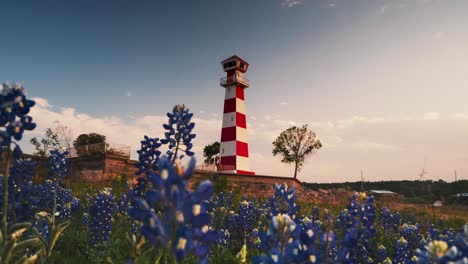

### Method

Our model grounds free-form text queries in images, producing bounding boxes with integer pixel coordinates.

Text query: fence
[66,142,130,158]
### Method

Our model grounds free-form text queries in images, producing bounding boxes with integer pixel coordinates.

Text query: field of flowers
[0,83,467,263]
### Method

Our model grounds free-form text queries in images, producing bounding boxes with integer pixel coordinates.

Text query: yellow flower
[427,240,448,258]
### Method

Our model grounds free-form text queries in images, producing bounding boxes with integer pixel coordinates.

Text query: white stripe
[220,141,236,157]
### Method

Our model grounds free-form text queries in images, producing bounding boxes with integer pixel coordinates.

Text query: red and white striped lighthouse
[218,55,255,175]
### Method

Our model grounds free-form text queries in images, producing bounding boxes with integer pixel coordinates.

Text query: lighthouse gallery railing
[220,75,249,87]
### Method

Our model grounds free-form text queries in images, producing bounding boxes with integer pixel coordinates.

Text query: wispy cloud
[125,90,132,97]
[423,112,440,120]
[328,2,336,7]
[450,113,468,120]
[352,140,402,151]
[23,99,468,182]
[282,0,303,8]
[280,101,288,106]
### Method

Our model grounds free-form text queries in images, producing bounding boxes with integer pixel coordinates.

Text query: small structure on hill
[367,190,402,203]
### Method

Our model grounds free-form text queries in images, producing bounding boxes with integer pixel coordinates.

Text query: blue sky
[2,0,467,183]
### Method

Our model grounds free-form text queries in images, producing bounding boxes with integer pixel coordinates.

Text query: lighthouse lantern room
[218,55,255,175]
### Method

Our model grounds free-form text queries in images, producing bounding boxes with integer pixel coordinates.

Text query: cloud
[21,100,468,183]
[280,102,288,106]
[352,140,402,151]
[32,97,52,108]
[450,113,468,120]
[250,116,257,120]
[282,0,303,8]
[378,5,388,15]
[24,97,221,162]
[125,90,132,97]
[328,2,336,7]
[423,112,440,120]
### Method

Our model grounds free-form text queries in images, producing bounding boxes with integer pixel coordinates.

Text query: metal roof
[368,190,397,194]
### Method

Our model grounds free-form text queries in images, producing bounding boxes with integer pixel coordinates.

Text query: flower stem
[2,147,11,242]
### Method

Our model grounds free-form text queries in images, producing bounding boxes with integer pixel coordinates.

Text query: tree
[54,121,74,149]
[203,141,220,166]
[73,133,106,148]
[73,133,106,156]
[272,124,322,179]
[29,128,61,157]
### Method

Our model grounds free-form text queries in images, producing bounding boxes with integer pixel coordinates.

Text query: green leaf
[8,222,32,234]
[49,221,70,253]
[32,227,49,249]
[12,238,41,254]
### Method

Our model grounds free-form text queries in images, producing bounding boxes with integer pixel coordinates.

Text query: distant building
[367,190,402,203]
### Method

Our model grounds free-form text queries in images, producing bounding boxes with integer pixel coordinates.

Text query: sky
[1,0,467,183]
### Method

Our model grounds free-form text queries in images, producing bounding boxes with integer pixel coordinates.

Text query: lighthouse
[218,55,255,175]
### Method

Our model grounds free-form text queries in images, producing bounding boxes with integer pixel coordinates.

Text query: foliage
[203,141,220,166]
[29,128,61,157]
[272,124,322,179]
[0,82,38,263]
[73,133,106,148]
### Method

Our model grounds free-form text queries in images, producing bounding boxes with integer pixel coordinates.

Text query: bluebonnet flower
[129,156,218,263]
[0,82,36,159]
[227,197,262,247]
[135,136,162,175]
[376,245,388,262]
[160,104,196,161]
[395,236,410,263]
[415,239,468,263]
[89,188,116,245]
[401,223,420,251]
[32,211,51,242]
[269,183,300,220]
[255,213,304,263]
[47,149,69,182]
[338,194,376,263]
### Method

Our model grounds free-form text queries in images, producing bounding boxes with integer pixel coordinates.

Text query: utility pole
[455,169,457,182]
[361,170,364,192]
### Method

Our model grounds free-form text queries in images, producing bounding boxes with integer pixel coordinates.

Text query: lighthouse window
[231,116,233,121]
[222,148,224,153]
[240,63,245,69]
[224,61,236,69]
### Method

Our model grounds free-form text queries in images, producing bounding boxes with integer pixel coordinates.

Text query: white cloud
[21,101,468,183]
[352,140,402,151]
[250,116,257,120]
[450,113,468,120]
[378,5,388,15]
[32,97,52,108]
[328,2,336,7]
[280,102,288,106]
[125,90,132,97]
[282,0,303,8]
[24,97,221,162]
[423,112,440,120]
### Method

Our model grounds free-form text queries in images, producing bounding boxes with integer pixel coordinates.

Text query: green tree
[203,141,220,166]
[272,124,322,179]
[73,133,106,156]
[73,133,106,148]
[29,128,61,157]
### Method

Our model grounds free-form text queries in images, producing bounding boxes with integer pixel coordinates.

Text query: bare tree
[54,121,74,150]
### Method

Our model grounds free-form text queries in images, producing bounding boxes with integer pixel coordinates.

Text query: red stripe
[220,156,236,166]
[236,141,249,157]
[223,98,236,113]
[236,112,246,128]
[236,86,244,100]
[221,127,236,142]
[237,170,255,175]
